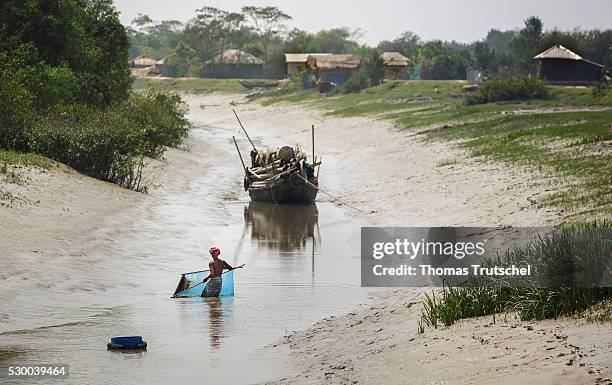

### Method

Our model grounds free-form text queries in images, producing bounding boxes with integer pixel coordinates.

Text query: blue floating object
[110,336,142,347]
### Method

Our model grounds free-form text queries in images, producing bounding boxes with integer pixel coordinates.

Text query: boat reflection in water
[244,202,319,252]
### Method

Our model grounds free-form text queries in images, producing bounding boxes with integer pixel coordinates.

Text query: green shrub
[336,74,369,94]
[33,64,80,108]
[419,222,612,331]
[0,70,36,151]
[466,77,550,105]
[115,90,190,158]
[592,81,609,98]
[15,90,189,190]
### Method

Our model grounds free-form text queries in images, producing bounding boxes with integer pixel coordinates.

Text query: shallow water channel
[0,115,375,384]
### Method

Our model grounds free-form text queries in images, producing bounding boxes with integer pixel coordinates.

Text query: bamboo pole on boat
[232,136,247,172]
[311,124,315,162]
[233,109,257,152]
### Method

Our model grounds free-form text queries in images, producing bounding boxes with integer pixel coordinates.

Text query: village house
[130,55,157,68]
[306,54,361,85]
[381,51,410,78]
[129,55,162,77]
[534,44,607,85]
[284,53,331,76]
[202,49,265,79]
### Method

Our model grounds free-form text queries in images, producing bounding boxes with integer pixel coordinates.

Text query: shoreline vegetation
[418,222,612,334]
[1,90,190,192]
[0,1,190,198]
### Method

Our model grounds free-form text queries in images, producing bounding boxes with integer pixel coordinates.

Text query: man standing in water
[202,247,243,297]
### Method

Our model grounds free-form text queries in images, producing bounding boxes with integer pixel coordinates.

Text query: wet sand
[1,92,609,384]
[272,290,612,385]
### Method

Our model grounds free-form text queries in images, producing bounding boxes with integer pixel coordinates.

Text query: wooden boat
[238,80,279,89]
[244,146,320,204]
[232,111,321,204]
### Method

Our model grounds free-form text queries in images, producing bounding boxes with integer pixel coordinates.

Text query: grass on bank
[252,80,612,218]
[133,77,252,94]
[0,149,51,184]
[417,222,612,333]
[583,299,612,323]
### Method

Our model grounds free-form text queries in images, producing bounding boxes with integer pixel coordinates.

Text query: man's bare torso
[209,259,229,277]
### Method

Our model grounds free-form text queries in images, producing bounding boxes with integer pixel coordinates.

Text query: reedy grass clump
[583,299,612,323]
[465,77,550,105]
[418,222,612,333]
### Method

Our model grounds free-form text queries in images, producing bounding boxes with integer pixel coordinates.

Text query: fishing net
[173,270,234,298]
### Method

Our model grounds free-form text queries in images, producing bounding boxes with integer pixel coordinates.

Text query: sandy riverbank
[0,163,138,268]
[182,93,610,385]
[272,290,611,385]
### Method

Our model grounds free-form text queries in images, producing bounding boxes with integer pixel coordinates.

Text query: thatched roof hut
[306,54,361,85]
[534,45,606,85]
[131,55,157,68]
[203,49,265,79]
[381,52,410,67]
[307,54,360,71]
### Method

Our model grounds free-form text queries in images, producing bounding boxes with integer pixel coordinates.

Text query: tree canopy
[1,0,131,107]
[126,7,611,80]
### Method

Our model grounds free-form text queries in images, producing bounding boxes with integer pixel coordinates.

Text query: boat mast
[232,136,247,172]
[233,109,257,152]
[311,124,315,163]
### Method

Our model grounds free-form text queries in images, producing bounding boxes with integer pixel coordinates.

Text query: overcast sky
[113,0,612,45]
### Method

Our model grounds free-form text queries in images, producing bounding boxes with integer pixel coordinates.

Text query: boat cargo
[231,111,321,204]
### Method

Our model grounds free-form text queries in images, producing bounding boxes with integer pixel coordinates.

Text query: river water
[0,112,374,384]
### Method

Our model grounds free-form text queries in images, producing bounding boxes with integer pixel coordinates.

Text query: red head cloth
[209,247,221,257]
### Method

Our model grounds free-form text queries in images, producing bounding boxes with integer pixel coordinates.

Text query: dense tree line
[128,5,362,78]
[130,7,611,80]
[380,16,611,79]
[0,0,132,108]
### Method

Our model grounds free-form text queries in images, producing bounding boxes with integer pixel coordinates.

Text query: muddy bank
[0,163,138,270]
